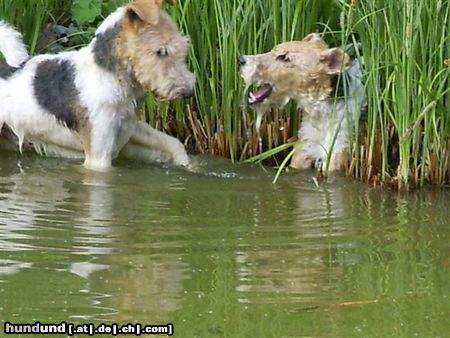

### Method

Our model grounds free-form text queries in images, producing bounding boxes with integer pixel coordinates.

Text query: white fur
[0,9,192,170]
[296,59,365,169]
[95,7,127,35]
[1,53,83,154]
[0,21,29,67]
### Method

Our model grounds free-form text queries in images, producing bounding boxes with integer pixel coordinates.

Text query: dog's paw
[83,158,113,172]
[173,152,190,167]
[290,150,313,169]
[169,140,190,167]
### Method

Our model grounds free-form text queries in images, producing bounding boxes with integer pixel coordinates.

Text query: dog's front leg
[82,122,119,170]
[123,121,190,166]
[84,148,114,170]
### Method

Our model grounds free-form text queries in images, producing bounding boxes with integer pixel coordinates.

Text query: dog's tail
[0,20,29,67]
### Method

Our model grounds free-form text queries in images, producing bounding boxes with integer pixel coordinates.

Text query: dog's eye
[276,53,290,62]
[156,47,169,58]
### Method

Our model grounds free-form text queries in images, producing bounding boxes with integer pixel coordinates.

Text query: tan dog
[0,0,195,170]
[240,34,365,171]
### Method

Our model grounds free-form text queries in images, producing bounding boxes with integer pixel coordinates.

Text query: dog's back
[0,20,88,156]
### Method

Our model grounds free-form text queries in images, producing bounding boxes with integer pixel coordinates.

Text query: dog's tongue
[249,84,273,105]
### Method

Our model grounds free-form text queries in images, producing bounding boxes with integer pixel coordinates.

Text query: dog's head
[117,0,195,100]
[239,34,351,128]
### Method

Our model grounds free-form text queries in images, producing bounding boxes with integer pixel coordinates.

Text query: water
[0,151,449,337]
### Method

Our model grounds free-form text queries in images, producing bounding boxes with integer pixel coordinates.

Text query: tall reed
[0,0,70,54]
[342,0,450,188]
[167,0,449,188]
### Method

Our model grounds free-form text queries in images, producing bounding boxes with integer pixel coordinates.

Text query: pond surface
[0,151,449,337]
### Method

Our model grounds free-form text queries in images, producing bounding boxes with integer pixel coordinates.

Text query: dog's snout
[238,55,247,66]
[182,88,194,99]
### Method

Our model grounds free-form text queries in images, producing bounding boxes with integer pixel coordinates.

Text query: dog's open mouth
[249,83,273,105]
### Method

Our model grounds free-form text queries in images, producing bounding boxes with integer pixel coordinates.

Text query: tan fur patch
[115,0,194,99]
[128,0,163,25]
[247,39,351,102]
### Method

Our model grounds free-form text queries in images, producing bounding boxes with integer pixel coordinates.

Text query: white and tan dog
[240,34,366,171]
[0,0,195,170]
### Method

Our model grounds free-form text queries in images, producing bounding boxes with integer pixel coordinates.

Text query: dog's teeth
[249,92,256,104]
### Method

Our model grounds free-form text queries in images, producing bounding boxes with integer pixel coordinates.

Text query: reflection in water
[0,159,114,257]
[234,178,449,309]
[234,180,356,302]
[0,152,449,336]
[0,260,32,276]
[0,154,188,322]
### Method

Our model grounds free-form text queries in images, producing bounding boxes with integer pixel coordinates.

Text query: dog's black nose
[182,88,194,99]
[238,55,247,66]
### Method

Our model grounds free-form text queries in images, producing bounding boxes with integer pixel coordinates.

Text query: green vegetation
[347,0,450,188]
[172,0,450,189]
[0,0,448,188]
[0,0,70,54]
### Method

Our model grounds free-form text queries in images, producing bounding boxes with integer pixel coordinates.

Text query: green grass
[346,0,450,188]
[0,0,71,54]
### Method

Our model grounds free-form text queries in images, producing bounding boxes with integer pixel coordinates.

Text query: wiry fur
[0,0,195,170]
[240,33,366,171]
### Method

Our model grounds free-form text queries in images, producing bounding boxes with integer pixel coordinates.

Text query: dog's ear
[302,33,324,44]
[320,48,352,74]
[127,0,165,26]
